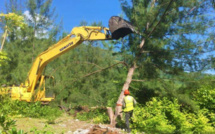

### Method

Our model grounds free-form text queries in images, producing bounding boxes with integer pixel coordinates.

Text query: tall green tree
[109,0,215,126]
[0,0,61,85]
[25,0,59,61]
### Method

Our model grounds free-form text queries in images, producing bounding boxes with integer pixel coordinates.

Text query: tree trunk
[110,63,137,126]
[107,0,173,127]
[0,28,8,52]
[107,107,114,125]
[109,38,145,127]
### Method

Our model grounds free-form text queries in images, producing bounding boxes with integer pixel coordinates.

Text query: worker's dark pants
[125,110,133,133]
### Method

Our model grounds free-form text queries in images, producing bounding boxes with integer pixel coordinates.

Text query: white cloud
[23,10,49,39]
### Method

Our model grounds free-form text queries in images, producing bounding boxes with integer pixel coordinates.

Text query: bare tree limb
[82,61,127,78]
[132,79,146,82]
[49,61,105,77]
[141,50,151,53]
[139,38,145,49]
[73,61,103,69]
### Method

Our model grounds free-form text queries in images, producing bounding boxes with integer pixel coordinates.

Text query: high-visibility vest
[124,95,134,112]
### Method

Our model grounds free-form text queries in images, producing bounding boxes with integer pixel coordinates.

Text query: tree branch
[73,61,103,69]
[49,61,104,77]
[132,79,146,82]
[82,61,127,78]
[147,0,174,38]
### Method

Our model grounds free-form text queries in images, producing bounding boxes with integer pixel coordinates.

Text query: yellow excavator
[0,16,136,102]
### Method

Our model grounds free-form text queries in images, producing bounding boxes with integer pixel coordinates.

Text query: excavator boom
[0,16,135,102]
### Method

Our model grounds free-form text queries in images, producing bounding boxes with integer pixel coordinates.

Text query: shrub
[132,97,215,134]
[0,96,62,119]
[0,114,16,132]
[132,98,176,133]
[192,85,215,110]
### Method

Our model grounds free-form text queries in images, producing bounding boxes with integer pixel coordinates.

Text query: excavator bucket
[109,16,136,39]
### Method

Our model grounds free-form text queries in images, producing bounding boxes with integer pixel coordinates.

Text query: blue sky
[0,0,123,32]
[52,0,123,32]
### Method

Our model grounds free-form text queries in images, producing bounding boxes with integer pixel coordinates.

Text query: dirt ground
[14,114,125,134]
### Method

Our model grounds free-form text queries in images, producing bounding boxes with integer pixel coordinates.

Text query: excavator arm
[1,16,136,102]
[14,26,112,102]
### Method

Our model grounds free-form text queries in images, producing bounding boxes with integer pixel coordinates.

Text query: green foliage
[0,13,26,29]
[76,107,109,124]
[0,114,16,132]
[50,40,126,106]
[0,96,62,119]
[132,97,215,134]
[193,85,215,110]
[0,52,10,67]
[0,95,59,133]
[119,0,215,104]
[132,98,176,133]
[8,128,27,134]
[0,0,61,86]
[29,125,54,134]
[0,112,26,134]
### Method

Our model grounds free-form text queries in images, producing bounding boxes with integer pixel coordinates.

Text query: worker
[122,89,137,133]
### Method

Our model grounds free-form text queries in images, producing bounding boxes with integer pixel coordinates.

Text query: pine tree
[109,0,215,126]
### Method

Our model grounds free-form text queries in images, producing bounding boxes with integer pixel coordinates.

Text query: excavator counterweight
[109,16,136,39]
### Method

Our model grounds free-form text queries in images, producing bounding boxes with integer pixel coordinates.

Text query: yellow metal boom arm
[18,26,111,102]
[2,16,136,102]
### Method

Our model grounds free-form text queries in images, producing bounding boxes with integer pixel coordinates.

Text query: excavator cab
[109,16,136,39]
